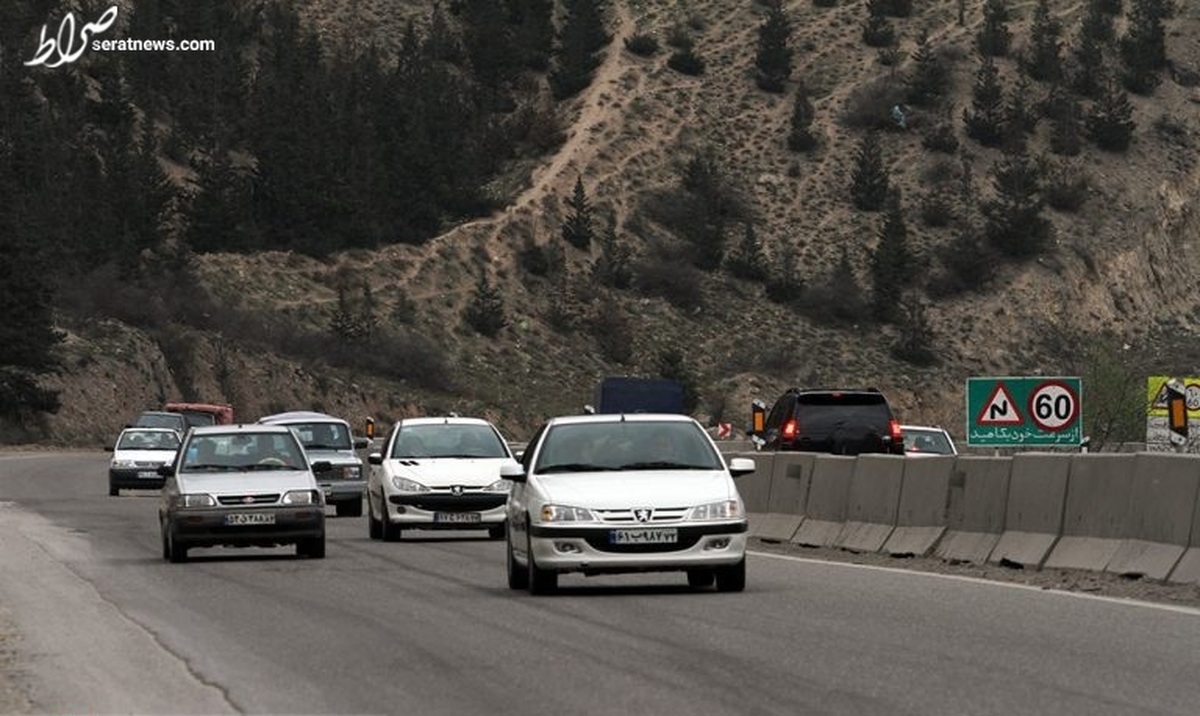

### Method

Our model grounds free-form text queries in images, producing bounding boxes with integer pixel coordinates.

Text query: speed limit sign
[1028,380,1080,432]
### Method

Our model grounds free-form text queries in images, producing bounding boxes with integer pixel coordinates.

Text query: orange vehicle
[164,402,235,429]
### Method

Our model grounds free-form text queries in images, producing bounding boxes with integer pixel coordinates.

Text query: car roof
[397,416,496,428]
[545,413,697,427]
[121,427,181,435]
[258,411,349,425]
[188,423,294,436]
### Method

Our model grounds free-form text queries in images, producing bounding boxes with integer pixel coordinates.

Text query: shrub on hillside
[841,78,905,129]
[624,33,659,57]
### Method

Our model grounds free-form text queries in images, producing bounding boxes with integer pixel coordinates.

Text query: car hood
[112,449,177,463]
[386,458,508,488]
[531,470,737,509]
[176,470,317,495]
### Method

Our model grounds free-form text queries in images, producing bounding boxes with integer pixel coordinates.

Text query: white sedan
[107,427,181,496]
[366,416,517,541]
[900,424,959,456]
[504,413,753,595]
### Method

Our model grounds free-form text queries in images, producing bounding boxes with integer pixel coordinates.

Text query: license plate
[433,512,481,524]
[610,528,678,545]
[225,512,276,526]
[137,471,158,479]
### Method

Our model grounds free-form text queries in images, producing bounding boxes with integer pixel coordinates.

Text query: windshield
[534,421,721,474]
[903,429,955,454]
[287,422,353,451]
[390,423,508,459]
[118,430,180,451]
[182,433,307,472]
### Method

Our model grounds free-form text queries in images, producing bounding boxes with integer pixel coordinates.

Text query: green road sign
[966,376,1083,447]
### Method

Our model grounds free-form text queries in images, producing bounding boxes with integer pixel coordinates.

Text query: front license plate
[610,528,678,545]
[433,512,482,524]
[225,512,276,526]
[137,471,158,479]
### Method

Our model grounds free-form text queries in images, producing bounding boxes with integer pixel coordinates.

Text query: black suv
[754,388,904,455]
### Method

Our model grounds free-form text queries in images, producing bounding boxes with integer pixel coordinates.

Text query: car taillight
[782,419,798,440]
[889,419,902,444]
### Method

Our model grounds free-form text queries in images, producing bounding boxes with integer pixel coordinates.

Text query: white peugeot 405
[504,413,754,595]
[366,416,517,541]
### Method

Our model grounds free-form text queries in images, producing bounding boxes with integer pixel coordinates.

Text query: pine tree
[870,189,914,323]
[850,131,890,211]
[1087,78,1137,151]
[550,0,609,99]
[592,223,634,289]
[862,2,896,49]
[1072,10,1109,100]
[562,177,596,250]
[656,348,700,414]
[1047,84,1085,156]
[808,246,867,325]
[1023,0,1063,82]
[464,271,508,337]
[765,243,804,304]
[982,146,1053,258]
[787,84,818,151]
[754,1,793,93]
[963,55,1007,147]
[1120,0,1171,95]
[976,0,1012,58]
[891,298,938,366]
[905,31,948,107]
[1003,73,1039,147]
[725,223,769,282]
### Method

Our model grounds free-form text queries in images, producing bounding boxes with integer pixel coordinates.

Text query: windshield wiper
[538,463,618,474]
[184,464,231,472]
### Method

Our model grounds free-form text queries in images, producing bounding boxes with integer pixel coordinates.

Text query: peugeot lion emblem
[451,485,464,496]
[634,508,653,523]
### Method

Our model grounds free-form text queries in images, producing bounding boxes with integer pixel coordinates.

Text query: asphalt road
[2,451,1200,715]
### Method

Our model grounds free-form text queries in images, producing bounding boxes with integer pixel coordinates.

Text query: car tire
[166,525,188,564]
[380,497,401,542]
[336,499,363,518]
[367,497,382,540]
[488,523,506,540]
[506,531,528,590]
[687,569,715,589]
[526,530,556,595]
[298,536,326,559]
[715,558,746,593]
[109,483,119,497]
[160,520,170,561]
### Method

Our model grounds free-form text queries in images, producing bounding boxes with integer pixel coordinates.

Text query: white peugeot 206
[504,413,753,595]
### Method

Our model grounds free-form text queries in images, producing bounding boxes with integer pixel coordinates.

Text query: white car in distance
[504,413,753,595]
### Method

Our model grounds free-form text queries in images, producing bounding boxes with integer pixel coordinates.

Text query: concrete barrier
[1108,453,1198,581]
[753,453,814,542]
[1170,486,1200,583]
[935,456,1011,564]
[834,455,903,553]
[989,453,1072,569]
[791,456,856,548]
[730,451,772,514]
[1043,454,1136,572]
[883,456,953,557]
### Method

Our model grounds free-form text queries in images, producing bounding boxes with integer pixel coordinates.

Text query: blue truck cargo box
[594,377,686,414]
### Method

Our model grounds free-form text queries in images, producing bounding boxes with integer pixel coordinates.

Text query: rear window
[793,396,894,434]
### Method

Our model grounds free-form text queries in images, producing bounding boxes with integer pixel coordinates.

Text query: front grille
[391,493,507,511]
[134,461,164,468]
[584,535,704,553]
[217,493,281,506]
[596,507,689,524]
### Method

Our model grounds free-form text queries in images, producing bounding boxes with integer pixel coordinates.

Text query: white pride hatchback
[505,413,754,595]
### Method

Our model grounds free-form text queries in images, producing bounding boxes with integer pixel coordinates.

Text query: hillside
[32,0,1200,447]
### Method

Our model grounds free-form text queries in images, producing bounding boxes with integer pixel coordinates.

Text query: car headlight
[687,500,744,521]
[391,476,430,492]
[177,494,215,508]
[112,459,137,468]
[484,479,512,493]
[539,504,598,523]
[342,465,362,480]
[283,489,322,505]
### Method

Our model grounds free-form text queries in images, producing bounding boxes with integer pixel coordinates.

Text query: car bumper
[527,522,748,574]
[166,507,325,548]
[320,479,366,503]
[383,492,507,529]
[109,468,167,490]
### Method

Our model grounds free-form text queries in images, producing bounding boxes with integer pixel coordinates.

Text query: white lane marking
[748,549,1200,616]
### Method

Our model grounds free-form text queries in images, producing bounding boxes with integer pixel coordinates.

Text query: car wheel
[160,520,170,561]
[714,558,746,593]
[109,483,119,497]
[367,497,382,540]
[687,569,715,589]
[506,530,528,590]
[488,523,506,540]
[526,529,556,595]
[380,497,401,542]
[167,525,188,564]
[298,536,326,559]
[336,499,363,518]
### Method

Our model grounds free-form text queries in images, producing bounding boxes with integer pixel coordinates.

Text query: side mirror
[368,452,383,465]
[311,461,333,473]
[727,457,756,478]
[353,437,369,450]
[500,460,527,483]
